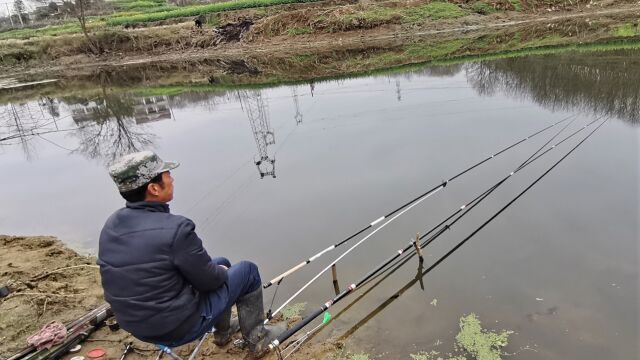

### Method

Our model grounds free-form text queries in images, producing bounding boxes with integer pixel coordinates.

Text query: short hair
[119,173,164,202]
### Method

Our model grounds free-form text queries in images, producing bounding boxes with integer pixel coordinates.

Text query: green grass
[344,7,399,24]
[0,21,106,40]
[121,0,165,9]
[403,2,468,23]
[107,0,322,26]
[613,23,640,37]
[520,34,565,47]
[509,0,523,11]
[287,26,313,35]
[131,84,225,97]
[472,1,496,15]
[405,39,469,58]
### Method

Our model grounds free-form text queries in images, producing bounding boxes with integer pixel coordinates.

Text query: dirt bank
[0,0,638,84]
[0,5,638,106]
[0,235,340,360]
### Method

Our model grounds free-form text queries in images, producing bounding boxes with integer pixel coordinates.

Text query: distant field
[0,0,322,40]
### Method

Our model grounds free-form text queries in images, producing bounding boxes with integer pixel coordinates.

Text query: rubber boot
[237,287,287,358]
[213,307,240,346]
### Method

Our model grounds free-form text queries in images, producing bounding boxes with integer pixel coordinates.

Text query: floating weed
[328,350,371,360]
[410,350,466,360]
[410,314,512,360]
[282,302,306,320]
[410,351,438,360]
[455,313,513,360]
[347,353,371,360]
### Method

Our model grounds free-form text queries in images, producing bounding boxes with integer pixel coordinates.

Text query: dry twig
[32,264,99,281]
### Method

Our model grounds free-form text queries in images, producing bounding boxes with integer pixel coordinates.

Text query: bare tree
[62,0,99,54]
[13,0,26,26]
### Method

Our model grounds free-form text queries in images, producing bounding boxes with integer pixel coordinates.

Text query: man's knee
[235,260,261,291]
[210,256,231,267]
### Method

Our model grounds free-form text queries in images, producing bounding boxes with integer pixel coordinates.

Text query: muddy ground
[0,235,340,360]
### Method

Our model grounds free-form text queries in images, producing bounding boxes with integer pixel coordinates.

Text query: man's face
[147,171,174,203]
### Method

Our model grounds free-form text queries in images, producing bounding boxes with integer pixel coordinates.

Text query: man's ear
[147,183,160,196]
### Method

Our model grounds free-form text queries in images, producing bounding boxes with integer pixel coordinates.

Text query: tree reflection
[0,100,61,160]
[466,50,640,125]
[68,88,157,163]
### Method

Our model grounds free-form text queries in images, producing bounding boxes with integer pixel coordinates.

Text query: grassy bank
[2,37,638,105]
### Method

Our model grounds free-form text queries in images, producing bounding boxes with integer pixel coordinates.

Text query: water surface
[0,50,638,359]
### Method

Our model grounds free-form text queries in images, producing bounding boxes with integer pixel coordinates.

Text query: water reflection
[66,90,158,163]
[465,53,640,125]
[237,90,277,179]
[0,100,62,160]
[292,87,303,125]
[1,49,638,163]
[389,51,640,125]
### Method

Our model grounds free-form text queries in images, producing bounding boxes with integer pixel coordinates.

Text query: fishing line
[199,174,255,231]
[270,116,605,353]
[36,134,77,152]
[183,157,254,216]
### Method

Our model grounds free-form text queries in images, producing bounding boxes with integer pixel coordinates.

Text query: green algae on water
[410,351,466,360]
[410,313,512,360]
[455,313,513,360]
[282,302,306,320]
[329,350,372,360]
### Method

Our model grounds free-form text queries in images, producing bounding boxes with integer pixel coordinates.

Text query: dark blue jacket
[97,202,228,343]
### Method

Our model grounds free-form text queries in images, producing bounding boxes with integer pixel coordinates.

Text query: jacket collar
[126,201,170,213]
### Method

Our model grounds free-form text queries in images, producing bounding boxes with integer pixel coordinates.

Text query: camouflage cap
[108,151,179,192]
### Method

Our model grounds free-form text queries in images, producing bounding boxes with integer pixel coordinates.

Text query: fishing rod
[263,116,575,290]
[306,115,582,331]
[269,117,606,353]
[337,117,611,343]
[8,303,112,360]
[276,115,598,357]
[265,115,580,321]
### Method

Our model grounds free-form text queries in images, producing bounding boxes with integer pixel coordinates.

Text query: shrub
[472,1,496,15]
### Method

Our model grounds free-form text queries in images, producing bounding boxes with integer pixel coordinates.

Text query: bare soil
[0,235,339,360]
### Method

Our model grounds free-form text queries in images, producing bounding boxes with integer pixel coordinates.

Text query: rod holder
[331,264,340,295]
[413,233,424,262]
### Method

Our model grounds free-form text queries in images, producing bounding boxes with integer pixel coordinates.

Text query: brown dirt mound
[0,236,342,359]
[0,235,103,358]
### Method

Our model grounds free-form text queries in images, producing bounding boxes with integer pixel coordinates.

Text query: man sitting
[97,151,285,357]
